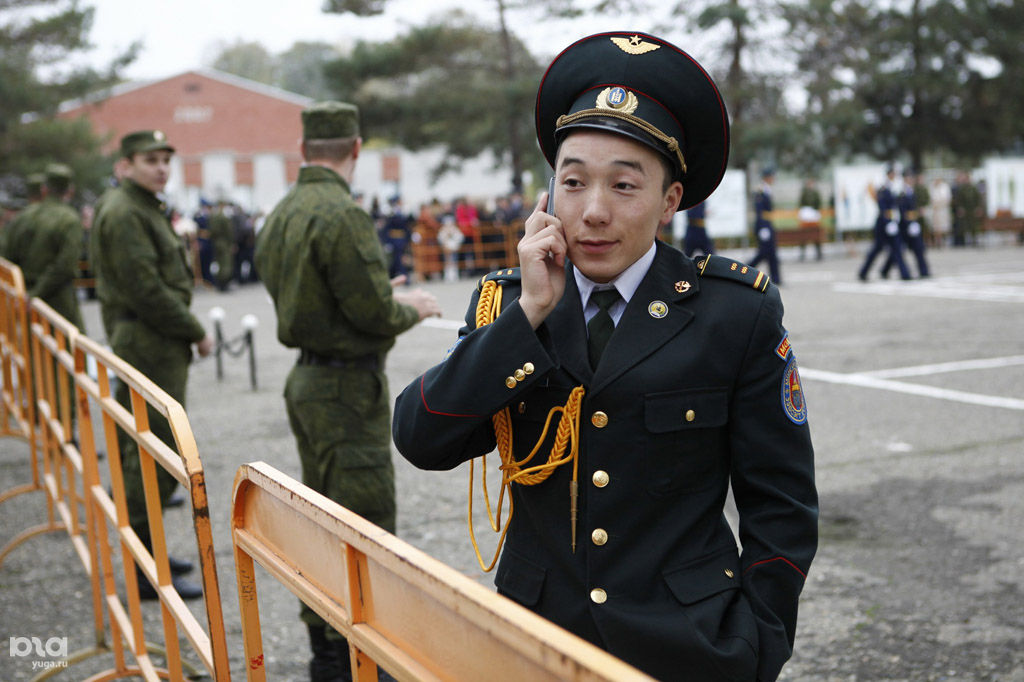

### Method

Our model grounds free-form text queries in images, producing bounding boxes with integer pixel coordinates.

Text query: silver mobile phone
[547,176,556,217]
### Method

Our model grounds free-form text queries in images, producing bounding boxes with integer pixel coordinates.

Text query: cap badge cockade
[611,35,661,55]
[154,130,165,141]
[596,87,639,115]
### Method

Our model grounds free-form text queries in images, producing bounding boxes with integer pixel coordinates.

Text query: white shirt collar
[574,241,657,309]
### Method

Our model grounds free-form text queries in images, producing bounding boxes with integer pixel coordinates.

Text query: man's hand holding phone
[517,178,567,329]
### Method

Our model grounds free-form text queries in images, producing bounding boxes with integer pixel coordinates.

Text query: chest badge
[674,280,691,293]
[648,300,668,318]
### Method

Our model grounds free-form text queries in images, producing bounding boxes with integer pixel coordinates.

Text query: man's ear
[660,181,684,226]
[352,137,362,161]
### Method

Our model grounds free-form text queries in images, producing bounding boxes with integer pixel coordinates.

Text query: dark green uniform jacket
[393,242,818,682]
[254,165,418,358]
[3,197,84,330]
[91,178,206,346]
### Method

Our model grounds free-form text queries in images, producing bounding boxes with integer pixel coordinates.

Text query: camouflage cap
[302,101,359,140]
[44,163,74,193]
[26,173,46,194]
[120,130,175,158]
[45,163,73,182]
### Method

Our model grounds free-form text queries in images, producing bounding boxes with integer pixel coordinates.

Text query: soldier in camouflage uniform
[209,201,234,291]
[91,130,214,601]
[255,101,440,682]
[1,172,45,258]
[3,164,85,330]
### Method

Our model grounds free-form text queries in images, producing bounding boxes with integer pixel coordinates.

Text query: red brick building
[59,69,311,213]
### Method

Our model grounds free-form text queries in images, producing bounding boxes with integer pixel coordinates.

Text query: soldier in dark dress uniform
[254,101,440,682]
[393,32,817,682]
[858,165,911,281]
[683,200,714,256]
[748,167,781,285]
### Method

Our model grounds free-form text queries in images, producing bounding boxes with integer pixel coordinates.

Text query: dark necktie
[587,289,620,369]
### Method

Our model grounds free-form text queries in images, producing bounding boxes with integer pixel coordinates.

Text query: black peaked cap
[535,31,730,211]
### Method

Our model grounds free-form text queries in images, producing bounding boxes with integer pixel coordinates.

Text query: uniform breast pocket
[643,387,729,496]
[508,386,573,456]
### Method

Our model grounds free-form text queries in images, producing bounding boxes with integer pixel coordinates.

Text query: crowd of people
[357,191,532,283]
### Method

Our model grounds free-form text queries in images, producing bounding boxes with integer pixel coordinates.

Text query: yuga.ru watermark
[8,636,69,671]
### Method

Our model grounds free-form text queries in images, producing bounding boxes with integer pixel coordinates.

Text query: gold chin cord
[468,280,586,572]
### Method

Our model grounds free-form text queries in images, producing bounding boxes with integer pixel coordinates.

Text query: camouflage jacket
[3,198,84,329]
[255,165,418,358]
[91,178,205,343]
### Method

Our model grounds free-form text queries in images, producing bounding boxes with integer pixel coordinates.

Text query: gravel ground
[2,240,1023,681]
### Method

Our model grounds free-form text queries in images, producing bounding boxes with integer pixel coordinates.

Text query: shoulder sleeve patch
[696,255,770,293]
[478,267,522,291]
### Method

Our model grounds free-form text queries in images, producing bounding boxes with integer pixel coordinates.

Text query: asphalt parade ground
[2,237,1024,681]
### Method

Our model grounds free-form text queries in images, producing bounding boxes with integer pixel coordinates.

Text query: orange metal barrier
[70,332,232,680]
[0,258,47,564]
[411,221,523,281]
[232,461,652,682]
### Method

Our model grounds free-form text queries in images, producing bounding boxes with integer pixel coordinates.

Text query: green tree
[0,0,137,201]
[664,0,796,171]
[279,42,341,100]
[324,11,545,191]
[783,0,1024,170]
[322,0,627,191]
[209,40,278,85]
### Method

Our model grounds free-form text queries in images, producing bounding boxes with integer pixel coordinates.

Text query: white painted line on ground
[422,317,464,331]
[864,355,1024,379]
[833,280,1024,303]
[800,367,1024,410]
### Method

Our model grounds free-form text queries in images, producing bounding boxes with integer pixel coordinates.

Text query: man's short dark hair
[303,137,357,163]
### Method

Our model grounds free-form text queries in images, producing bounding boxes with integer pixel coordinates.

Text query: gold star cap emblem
[611,35,661,55]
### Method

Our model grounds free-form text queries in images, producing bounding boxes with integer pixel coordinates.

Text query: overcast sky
[83,0,659,81]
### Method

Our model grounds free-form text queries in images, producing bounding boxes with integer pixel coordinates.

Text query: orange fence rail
[411,221,523,281]
[72,333,232,680]
[232,461,652,682]
[0,259,47,564]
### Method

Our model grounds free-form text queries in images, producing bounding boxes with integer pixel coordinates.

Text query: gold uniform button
[591,411,609,428]
[685,409,696,422]
[590,588,607,604]
[724,569,734,579]
[591,528,608,546]
[523,362,535,374]
[592,470,609,488]
[514,369,526,381]
[505,376,517,389]
[517,402,526,414]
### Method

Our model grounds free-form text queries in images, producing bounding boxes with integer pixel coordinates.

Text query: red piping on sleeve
[744,556,806,580]
[419,375,480,418]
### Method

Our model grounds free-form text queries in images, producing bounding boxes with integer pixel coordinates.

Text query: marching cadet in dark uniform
[382,195,414,280]
[92,130,214,600]
[683,200,714,256]
[747,167,781,285]
[858,164,910,281]
[3,164,85,331]
[882,168,930,279]
[254,101,440,682]
[393,32,817,682]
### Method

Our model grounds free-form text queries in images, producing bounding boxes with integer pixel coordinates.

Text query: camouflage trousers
[111,323,192,544]
[284,362,396,630]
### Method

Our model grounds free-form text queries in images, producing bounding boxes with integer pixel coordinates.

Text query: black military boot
[308,624,351,682]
